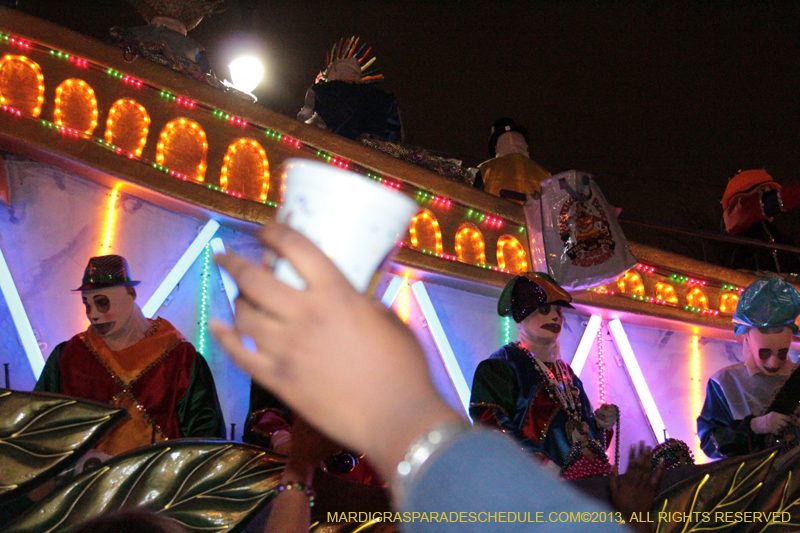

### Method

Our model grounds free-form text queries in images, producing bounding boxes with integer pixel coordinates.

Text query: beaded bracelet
[275,481,316,507]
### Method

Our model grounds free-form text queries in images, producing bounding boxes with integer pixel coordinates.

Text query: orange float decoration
[686,287,709,310]
[409,209,443,254]
[156,118,208,182]
[455,223,485,265]
[655,282,678,304]
[104,99,150,156]
[719,292,739,314]
[220,138,269,201]
[54,79,98,134]
[617,271,645,296]
[0,55,44,116]
[496,235,527,274]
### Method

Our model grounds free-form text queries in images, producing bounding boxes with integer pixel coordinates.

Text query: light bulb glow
[719,293,739,314]
[690,335,703,459]
[100,185,120,255]
[220,138,270,200]
[496,235,527,274]
[229,56,264,93]
[0,55,44,116]
[197,243,211,356]
[156,119,208,182]
[409,209,443,254]
[54,79,97,134]
[617,271,645,296]
[686,287,709,310]
[655,282,678,304]
[455,223,485,265]
[597,327,606,405]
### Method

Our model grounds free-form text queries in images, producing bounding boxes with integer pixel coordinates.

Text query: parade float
[0,7,798,532]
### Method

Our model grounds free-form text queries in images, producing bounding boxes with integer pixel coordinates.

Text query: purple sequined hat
[73,255,141,291]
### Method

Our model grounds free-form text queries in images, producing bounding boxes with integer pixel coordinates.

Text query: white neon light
[608,318,667,443]
[0,244,44,378]
[381,276,404,308]
[570,314,602,377]
[210,237,237,315]
[142,220,220,318]
[411,281,471,416]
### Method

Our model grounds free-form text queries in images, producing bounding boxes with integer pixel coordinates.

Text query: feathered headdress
[320,36,384,83]
[126,0,225,32]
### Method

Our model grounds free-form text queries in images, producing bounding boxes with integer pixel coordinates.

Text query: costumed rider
[470,272,618,476]
[35,255,226,456]
[297,37,403,142]
[721,169,800,273]
[472,118,550,200]
[122,0,223,74]
[697,277,800,459]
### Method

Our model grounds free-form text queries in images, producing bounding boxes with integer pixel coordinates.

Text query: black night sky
[13,1,800,262]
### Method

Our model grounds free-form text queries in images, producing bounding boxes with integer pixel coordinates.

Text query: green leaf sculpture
[0,389,126,503]
[5,440,285,533]
[653,449,777,533]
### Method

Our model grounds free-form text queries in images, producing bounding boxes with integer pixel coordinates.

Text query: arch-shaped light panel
[496,234,527,274]
[409,209,443,254]
[0,55,44,116]
[655,282,678,304]
[54,79,98,134]
[455,222,486,265]
[156,118,208,182]
[719,292,739,314]
[220,138,269,201]
[104,99,150,156]
[686,287,709,310]
[617,271,645,297]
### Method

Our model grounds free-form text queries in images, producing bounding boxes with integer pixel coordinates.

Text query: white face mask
[82,286,136,338]
[495,132,529,157]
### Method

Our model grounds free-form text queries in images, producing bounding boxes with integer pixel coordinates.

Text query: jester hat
[498,272,573,323]
[732,277,800,336]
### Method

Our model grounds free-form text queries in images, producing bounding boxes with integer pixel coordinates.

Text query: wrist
[391,418,471,508]
[367,393,463,481]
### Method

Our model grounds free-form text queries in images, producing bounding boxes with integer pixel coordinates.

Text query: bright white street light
[229,56,264,93]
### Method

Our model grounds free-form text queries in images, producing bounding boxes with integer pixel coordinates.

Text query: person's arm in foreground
[264,418,339,533]
[211,224,630,531]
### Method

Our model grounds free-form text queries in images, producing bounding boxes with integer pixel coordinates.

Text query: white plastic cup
[273,159,418,293]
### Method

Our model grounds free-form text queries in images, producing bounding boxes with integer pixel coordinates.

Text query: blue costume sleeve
[697,379,760,459]
[403,430,627,532]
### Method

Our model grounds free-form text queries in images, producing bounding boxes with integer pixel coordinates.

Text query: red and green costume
[35,318,225,455]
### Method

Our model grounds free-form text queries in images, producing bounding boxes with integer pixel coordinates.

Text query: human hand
[609,441,665,533]
[210,224,461,481]
[284,417,341,481]
[272,437,292,456]
[594,403,618,429]
[750,412,799,434]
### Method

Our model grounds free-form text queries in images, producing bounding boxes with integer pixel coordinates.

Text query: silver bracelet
[392,421,470,505]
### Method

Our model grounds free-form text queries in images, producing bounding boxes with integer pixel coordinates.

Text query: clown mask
[82,285,136,338]
[520,304,563,343]
[743,326,793,374]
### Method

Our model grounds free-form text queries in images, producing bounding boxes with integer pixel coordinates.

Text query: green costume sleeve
[469,359,519,429]
[176,350,226,439]
[33,343,65,393]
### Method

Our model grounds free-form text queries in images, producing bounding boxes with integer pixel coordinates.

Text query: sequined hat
[498,272,573,323]
[732,277,800,336]
[74,255,141,291]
